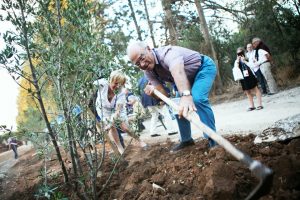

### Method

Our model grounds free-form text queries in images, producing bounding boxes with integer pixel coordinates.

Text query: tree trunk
[194,0,223,94]
[142,0,157,47]
[18,0,69,183]
[161,0,178,45]
[295,0,300,16]
[128,0,143,41]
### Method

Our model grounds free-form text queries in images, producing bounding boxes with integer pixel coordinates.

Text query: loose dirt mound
[0,148,44,200]
[1,135,300,200]
[100,135,300,200]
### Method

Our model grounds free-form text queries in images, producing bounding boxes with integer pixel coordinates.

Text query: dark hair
[237,52,245,57]
[236,47,245,57]
[254,41,271,61]
[256,42,271,55]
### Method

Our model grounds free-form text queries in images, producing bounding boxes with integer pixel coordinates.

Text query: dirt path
[0,146,39,200]
[0,145,32,176]
[214,86,300,135]
[137,86,300,143]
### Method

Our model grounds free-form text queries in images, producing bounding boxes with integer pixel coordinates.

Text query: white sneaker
[140,141,149,150]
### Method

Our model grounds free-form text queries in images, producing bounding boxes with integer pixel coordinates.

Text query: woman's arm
[113,92,127,118]
[114,103,123,117]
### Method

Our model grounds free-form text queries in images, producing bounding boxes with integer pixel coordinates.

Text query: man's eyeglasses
[135,53,146,68]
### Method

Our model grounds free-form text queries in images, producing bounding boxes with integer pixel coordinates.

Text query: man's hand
[144,84,155,96]
[159,101,165,105]
[178,95,197,118]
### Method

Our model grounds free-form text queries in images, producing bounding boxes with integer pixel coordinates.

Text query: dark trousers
[11,145,18,159]
[116,128,125,148]
[255,69,267,94]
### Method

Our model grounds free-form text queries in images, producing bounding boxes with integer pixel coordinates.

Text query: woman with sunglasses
[233,47,263,111]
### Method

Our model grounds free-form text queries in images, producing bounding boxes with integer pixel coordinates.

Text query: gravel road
[136,86,300,143]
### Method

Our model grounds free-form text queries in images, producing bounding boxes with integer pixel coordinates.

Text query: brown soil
[1,134,300,200]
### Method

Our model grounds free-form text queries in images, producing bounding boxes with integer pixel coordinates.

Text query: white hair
[252,37,261,43]
[126,41,148,58]
[236,47,245,53]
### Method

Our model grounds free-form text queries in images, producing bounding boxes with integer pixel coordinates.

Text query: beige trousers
[260,62,278,93]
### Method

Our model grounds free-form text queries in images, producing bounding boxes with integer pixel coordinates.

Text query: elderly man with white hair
[127,41,218,152]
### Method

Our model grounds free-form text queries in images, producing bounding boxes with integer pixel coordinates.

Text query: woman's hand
[104,124,112,131]
[112,108,121,121]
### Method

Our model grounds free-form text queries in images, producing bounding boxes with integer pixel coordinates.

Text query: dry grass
[273,65,298,87]
[211,80,244,105]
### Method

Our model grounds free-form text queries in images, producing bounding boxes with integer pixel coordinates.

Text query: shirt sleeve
[257,49,269,65]
[94,78,107,88]
[115,92,127,116]
[95,79,109,117]
[245,59,255,69]
[163,48,184,71]
[116,92,126,106]
[233,59,239,69]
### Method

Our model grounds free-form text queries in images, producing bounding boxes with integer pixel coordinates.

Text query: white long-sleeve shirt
[246,49,269,72]
[95,79,127,122]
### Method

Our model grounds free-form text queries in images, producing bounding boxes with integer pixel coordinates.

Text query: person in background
[95,70,148,154]
[252,37,278,94]
[8,136,18,159]
[122,87,146,133]
[138,75,178,137]
[127,41,217,152]
[233,47,263,111]
[123,88,135,115]
[246,43,268,95]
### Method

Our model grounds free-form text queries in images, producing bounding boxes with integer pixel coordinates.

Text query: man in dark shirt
[8,137,18,159]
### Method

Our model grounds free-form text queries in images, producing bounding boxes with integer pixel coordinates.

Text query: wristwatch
[180,90,191,97]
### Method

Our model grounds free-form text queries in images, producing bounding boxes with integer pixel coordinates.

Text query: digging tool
[157,113,167,130]
[153,89,273,200]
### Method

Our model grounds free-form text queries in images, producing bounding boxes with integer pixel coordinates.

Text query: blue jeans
[175,55,217,147]
[11,145,18,159]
